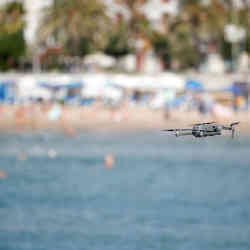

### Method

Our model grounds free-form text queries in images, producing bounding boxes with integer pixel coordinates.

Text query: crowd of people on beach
[0,73,249,134]
[0,86,247,132]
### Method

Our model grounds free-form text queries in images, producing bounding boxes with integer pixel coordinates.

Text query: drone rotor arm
[221,122,239,138]
[231,122,240,127]
[189,122,216,126]
[162,128,192,132]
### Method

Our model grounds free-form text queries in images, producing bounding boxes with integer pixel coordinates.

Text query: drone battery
[176,131,193,137]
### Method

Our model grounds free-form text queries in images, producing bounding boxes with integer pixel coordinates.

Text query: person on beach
[194,92,214,116]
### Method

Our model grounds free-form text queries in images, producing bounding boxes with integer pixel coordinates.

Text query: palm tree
[168,0,228,69]
[39,0,110,57]
[114,0,153,72]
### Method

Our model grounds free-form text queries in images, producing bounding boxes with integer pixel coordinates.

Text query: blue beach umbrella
[185,80,204,92]
[0,80,16,103]
[39,81,83,91]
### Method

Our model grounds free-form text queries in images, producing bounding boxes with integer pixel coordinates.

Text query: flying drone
[162,122,240,138]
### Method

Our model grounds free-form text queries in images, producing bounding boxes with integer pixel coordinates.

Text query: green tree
[39,0,110,57]
[118,0,152,43]
[168,0,228,69]
[150,32,171,69]
[0,2,26,71]
[104,18,132,59]
[104,32,132,59]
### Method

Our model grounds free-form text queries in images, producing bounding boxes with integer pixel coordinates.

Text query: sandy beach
[0,104,249,135]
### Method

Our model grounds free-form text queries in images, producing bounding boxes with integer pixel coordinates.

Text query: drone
[162,122,240,139]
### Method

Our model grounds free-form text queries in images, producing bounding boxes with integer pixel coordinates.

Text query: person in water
[0,171,7,179]
[104,153,115,169]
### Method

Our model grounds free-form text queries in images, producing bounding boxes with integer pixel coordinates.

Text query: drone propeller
[189,122,216,126]
[162,129,177,132]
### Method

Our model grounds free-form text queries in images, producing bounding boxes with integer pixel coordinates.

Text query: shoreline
[0,105,249,135]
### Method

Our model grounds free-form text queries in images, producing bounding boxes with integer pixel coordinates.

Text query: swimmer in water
[104,153,115,169]
[0,171,7,179]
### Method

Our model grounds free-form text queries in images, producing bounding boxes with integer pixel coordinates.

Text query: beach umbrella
[81,74,108,87]
[185,80,204,92]
[110,74,156,89]
[37,75,83,102]
[102,86,123,101]
[134,75,156,89]
[82,79,123,100]
[110,73,185,90]
[109,74,139,89]
[155,73,185,90]
[81,74,108,97]
[38,74,83,90]
[39,81,83,91]
[0,79,16,103]
[18,75,51,101]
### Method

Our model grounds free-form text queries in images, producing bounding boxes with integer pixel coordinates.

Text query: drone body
[163,122,240,139]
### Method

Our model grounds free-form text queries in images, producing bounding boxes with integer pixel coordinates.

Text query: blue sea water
[0,131,250,250]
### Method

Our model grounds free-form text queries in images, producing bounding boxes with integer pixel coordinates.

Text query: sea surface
[0,131,250,250]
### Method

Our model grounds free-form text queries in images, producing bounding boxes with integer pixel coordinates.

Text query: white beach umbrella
[82,85,104,97]
[81,74,108,86]
[155,73,185,90]
[37,74,72,87]
[17,75,51,100]
[133,75,156,89]
[102,86,123,101]
[111,73,184,90]
[110,74,142,89]
[81,74,108,97]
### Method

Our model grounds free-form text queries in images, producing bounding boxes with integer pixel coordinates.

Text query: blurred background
[0,1,250,250]
[0,0,249,131]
